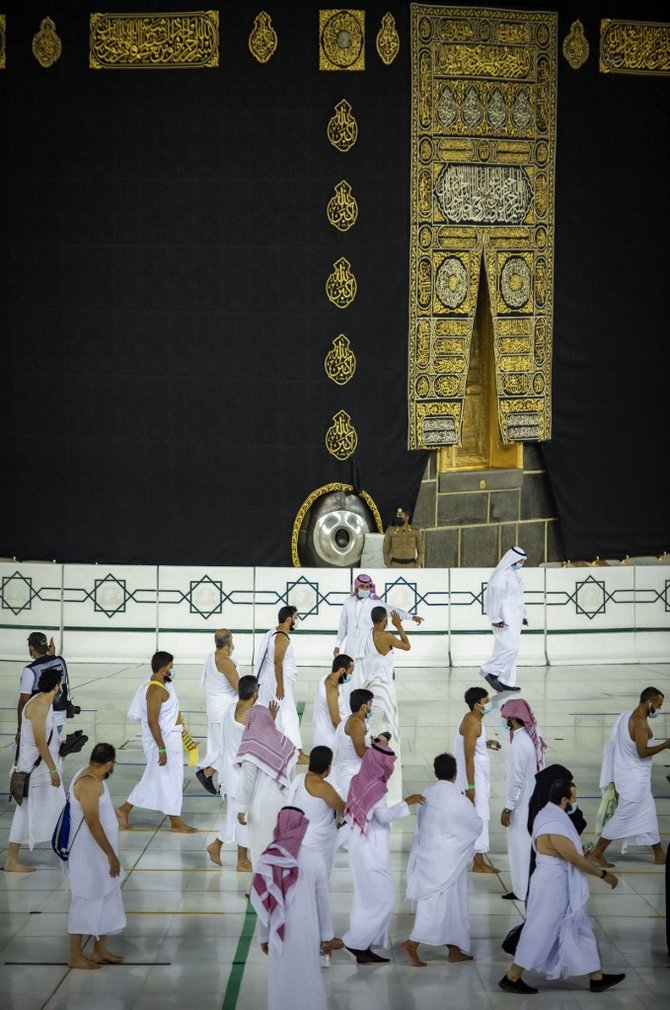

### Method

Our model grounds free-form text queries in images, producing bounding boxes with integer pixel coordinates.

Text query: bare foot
[236,858,252,872]
[69,956,100,970]
[170,821,197,833]
[93,949,124,964]
[653,853,666,865]
[207,842,223,866]
[447,946,473,963]
[400,940,427,967]
[115,807,131,830]
[3,862,36,873]
[588,853,615,869]
[472,861,499,874]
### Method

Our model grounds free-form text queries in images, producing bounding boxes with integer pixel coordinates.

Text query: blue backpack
[51,796,84,862]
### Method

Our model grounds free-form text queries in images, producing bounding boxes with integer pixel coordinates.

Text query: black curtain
[1,2,668,565]
[1,1,427,565]
[545,3,670,559]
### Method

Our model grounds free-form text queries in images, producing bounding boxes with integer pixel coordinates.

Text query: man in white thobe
[252,807,341,1010]
[255,605,307,761]
[454,686,502,872]
[116,651,196,833]
[590,686,669,866]
[501,778,625,995]
[331,688,373,800]
[358,606,411,806]
[401,752,482,967]
[500,698,547,901]
[480,546,528,693]
[288,746,345,880]
[66,742,126,970]
[342,743,424,963]
[5,668,65,872]
[206,675,258,871]
[333,573,423,688]
[195,628,239,795]
[236,703,298,868]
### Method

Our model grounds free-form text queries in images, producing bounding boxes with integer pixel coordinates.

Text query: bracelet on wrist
[466,785,475,791]
[158,748,167,753]
[49,768,58,776]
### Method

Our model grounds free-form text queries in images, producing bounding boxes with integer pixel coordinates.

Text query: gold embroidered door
[439,273,522,473]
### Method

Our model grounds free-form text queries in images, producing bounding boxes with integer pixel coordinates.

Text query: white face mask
[358,589,370,598]
[479,701,492,716]
[512,561,524,570]
[648,705,661,719]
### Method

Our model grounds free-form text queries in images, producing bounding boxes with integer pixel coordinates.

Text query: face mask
[340,673,352,684]
[479,701,492,715]
[104,767,114,780]
[512,562,524,570]
[165,670,174,682]
[358,589,370,598]
[649,706,661,719]
[502,719,512,730]
[365,706,375,720]
[565,802,576,815]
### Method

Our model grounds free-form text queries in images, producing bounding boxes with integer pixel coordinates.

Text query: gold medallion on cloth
[327,99,359,151]
[319,9,365,71]
[562,19,589,70]
[326,180,359,232]
[0,16,6,70]
[32,17,62,68]
[324,334,357,385]
[325,410,358,460]
[326,257,357,308]
[376,12,400,65]
[249,11,278,64]
[408,6,557,448]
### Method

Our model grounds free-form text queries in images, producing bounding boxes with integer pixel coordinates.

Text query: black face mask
[104,767,114,779]
[393,516,404,526]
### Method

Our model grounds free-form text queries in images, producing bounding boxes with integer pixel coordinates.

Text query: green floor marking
[220,701,306,1010]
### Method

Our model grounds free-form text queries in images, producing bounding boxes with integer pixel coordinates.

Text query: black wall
[1,2,668,564]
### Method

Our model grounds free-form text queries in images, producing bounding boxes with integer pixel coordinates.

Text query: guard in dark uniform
[383,507,424,568]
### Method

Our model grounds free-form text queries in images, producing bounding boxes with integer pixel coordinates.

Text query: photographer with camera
[17,632,80,746]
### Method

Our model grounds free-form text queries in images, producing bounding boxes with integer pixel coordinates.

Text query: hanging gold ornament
[326,98,358,152]
[325,257,357,308]
[324,334,356,385]
[249,11,278,64]
[325,410,358,460]
[376,12,399,65]
[32,17,62,68]
[562,20,589,70]
[326,180,358,232]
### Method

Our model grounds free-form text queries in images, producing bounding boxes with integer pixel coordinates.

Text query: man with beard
[66,743,126,970]
[255,606,308,763]
[116,652,196,833]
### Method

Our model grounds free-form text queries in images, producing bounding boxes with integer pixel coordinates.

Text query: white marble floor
[1,659,668,1010]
